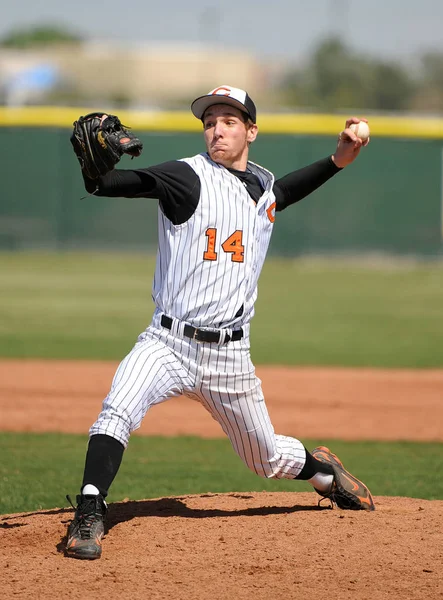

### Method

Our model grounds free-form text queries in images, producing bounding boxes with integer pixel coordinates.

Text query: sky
[2,0,443,64]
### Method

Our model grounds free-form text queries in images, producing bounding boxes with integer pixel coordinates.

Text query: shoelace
[66,494,102,539]
[317,496,334,509]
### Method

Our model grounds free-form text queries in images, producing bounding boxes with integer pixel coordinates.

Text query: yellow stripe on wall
[1,106,443,139]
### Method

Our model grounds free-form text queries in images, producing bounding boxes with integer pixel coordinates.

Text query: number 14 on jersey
[203,228,245,263]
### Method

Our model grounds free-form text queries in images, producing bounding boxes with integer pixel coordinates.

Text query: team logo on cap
[211,86,232,96]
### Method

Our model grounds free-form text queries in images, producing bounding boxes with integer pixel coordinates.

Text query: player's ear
[247,123,258,144]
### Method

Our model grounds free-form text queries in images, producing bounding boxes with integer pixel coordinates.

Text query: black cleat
[312,446,375,511]
[65,494,107,559]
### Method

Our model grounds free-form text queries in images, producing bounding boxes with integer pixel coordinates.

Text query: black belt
[161,315,243,344]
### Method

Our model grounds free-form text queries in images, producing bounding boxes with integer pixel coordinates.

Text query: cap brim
[191,95,251,121]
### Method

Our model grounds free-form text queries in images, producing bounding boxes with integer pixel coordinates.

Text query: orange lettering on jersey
[221,230,244,263]
[203,228,218,261]
[266,202,276,223]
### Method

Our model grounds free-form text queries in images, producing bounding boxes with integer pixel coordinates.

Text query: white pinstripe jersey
[152,153,276,329]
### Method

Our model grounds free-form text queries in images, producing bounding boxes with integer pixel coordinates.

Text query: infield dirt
[1,360,443,599]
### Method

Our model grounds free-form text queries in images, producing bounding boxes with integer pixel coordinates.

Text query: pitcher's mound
[2,491,442,599]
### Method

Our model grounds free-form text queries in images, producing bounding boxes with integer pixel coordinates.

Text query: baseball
[349,121,370,142]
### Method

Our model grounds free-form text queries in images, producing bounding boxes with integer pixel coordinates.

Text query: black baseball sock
[81,434,125,498]
[295,446,334,480]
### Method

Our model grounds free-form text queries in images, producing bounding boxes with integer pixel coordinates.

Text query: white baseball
[349,121,370,142]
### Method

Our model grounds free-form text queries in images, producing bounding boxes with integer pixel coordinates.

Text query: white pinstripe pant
[90,320,306,479]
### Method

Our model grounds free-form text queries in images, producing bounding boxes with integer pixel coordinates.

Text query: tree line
[1,26,443,114]
[281,38,443,114]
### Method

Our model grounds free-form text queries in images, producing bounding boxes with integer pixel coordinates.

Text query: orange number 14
[203,229,244,263]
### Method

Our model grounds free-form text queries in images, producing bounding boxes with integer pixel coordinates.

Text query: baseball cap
[191,85,257,123]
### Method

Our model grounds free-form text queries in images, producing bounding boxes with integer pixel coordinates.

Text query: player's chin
[209,149,229,166]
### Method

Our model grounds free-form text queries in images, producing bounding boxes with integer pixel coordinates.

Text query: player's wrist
[330,154,345,170]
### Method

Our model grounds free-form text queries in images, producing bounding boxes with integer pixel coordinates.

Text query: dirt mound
[2,492,442,600]
[2,359,443,598]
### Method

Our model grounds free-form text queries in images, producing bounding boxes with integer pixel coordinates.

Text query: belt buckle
[192,327,204,343]
[191,326,222,344]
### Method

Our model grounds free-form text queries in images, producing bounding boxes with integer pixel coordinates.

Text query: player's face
[202,104,258,170]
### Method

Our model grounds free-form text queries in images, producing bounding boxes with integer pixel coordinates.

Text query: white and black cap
[191,85,257,123]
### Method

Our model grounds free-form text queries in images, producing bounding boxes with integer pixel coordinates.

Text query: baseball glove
[71,112,143,179]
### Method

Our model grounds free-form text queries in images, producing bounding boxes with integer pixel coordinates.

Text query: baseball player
[65,85,374,560]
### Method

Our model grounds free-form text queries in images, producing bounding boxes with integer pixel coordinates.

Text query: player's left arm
[275,117,369,211]
[331,117,369,168]
[274,156,341,212]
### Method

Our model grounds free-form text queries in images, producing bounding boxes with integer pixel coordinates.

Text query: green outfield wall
[1,108,442,256]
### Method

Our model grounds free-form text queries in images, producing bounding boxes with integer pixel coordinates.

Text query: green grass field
[1,252,443,515]
[1,432,442,515]
[1,252,443,366]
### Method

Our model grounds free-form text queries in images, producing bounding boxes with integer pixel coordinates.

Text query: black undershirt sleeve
[273,156,342,211]
[82,154,340,222]
[82,160,201,225]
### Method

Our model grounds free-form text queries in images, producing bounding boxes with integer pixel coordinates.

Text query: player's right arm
[83,169,145,197]
[82,161,201,225]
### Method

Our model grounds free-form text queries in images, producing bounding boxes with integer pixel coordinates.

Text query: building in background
[0,41,272,108]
